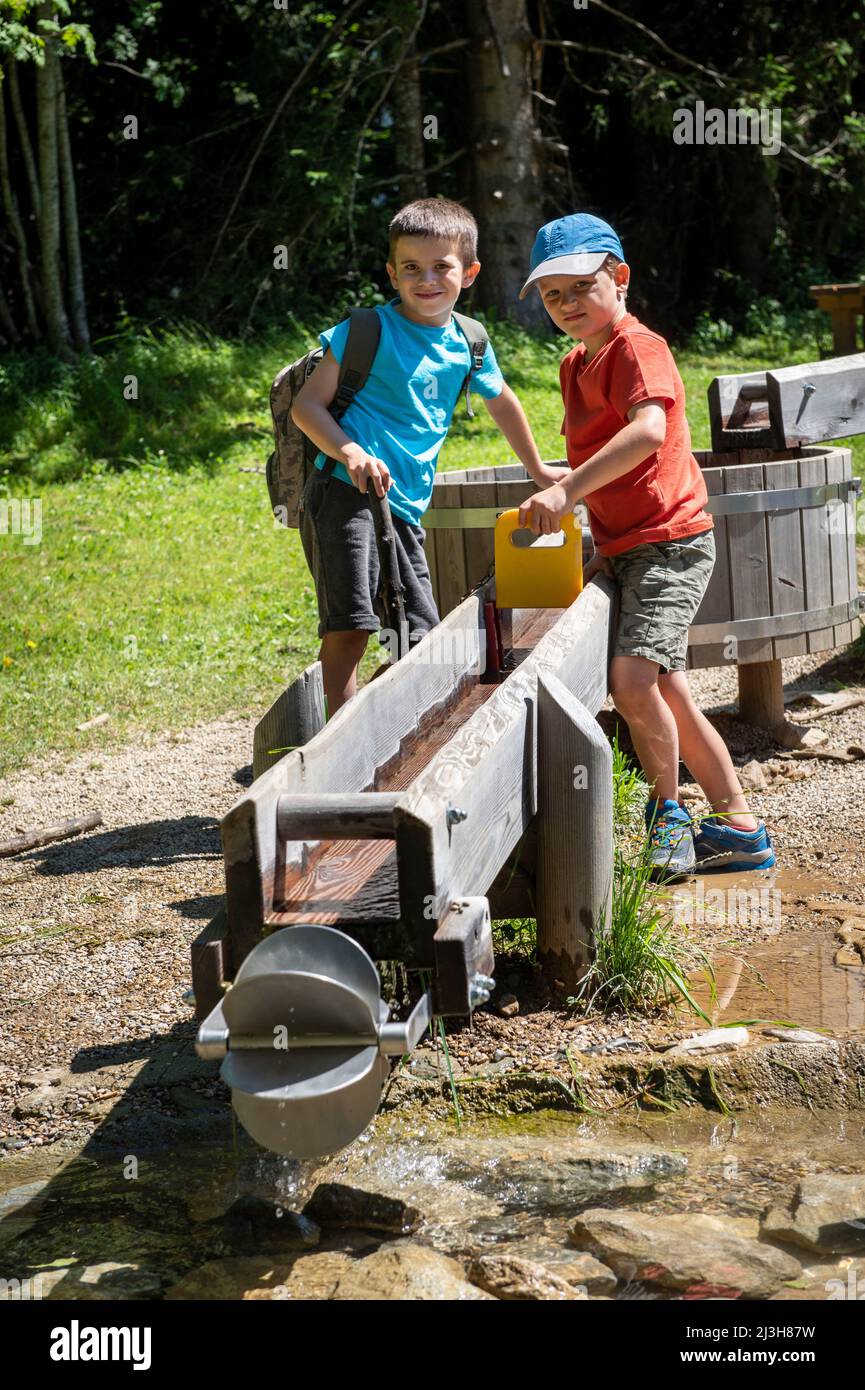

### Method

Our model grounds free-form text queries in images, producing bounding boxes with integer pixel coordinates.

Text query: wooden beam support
[191,906,228,1022]
[252,661,326,781]
[276,792,400,842]
[809,283,864,355]
[536,673,612,992]
[737,657,785,730]
[767,353,865,447]
[432,896,494,1015]
[395,576,616,965]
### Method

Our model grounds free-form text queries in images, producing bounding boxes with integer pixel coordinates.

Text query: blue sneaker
[692,814,776,872]
[644,798,696,880]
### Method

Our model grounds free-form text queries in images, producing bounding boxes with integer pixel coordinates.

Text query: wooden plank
[463,473,498,613]
[708,370,778,452]
[688,464,731,669]
[809,283,865,310]
[276,792,400,841]
[737,659,784,730]
[846,452,861,646]
[808,285,864,354]
[221,592,483,966]
[252,661,326,781]
[536,674,612,991]
[764,457,808,659]
[191,906,228,1021]
[767,354,865,446]
[394,576,616,965]
[798,451,835,654]
[723,459,774,664]
[432,897,495,1015]
[430,476,471,617]
[825,448,856,648]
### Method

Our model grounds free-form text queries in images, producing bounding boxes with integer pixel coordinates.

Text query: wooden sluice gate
[192,564,618,1158]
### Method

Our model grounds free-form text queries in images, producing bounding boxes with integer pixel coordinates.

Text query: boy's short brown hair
[388,198,478,268]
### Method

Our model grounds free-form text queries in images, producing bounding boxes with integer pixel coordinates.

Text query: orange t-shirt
[559,311,712,557]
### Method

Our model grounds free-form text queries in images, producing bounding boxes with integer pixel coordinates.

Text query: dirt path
[1,649,865,1154]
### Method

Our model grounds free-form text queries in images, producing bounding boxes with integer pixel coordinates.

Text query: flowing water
[1,1100,863,1300]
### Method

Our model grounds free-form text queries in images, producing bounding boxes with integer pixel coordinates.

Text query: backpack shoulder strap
[331,306,381,419]
[452,311,489,367]
[451,311,490,419]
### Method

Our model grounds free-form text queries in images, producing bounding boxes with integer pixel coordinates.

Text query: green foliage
[0,0,95,65]
[4,0,862,344]
[568,743,714,1019]
[0,321,305,484]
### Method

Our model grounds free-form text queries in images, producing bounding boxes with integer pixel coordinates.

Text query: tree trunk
[35,16,73,359]
[463,0,544,326]
[0,275,21,344]
[0,78,40,340]
[56,60,90,350]
[389,26,427,201]
[8,59,42,223]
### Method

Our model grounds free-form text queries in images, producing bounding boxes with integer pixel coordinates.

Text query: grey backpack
[266,307,490,527]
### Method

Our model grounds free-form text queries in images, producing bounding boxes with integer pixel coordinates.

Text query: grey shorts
[608,527,716,673]
[299,466,441,644]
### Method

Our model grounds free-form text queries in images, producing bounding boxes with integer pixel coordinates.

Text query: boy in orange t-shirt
[518,213,774,877]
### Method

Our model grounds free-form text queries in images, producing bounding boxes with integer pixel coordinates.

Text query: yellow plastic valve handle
[494,508,583,609]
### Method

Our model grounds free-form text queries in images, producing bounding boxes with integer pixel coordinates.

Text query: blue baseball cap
[519,213,625,299]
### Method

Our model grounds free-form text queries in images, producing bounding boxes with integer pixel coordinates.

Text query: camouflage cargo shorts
[608,526,716,674]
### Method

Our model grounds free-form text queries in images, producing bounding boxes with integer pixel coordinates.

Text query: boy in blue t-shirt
[292,198,559,714]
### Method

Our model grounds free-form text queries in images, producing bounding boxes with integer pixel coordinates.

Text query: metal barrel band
[705,479,860,516]
[421,506,510,529]
[689,595,864,646]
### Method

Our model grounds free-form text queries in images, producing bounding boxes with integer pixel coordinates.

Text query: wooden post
[252,660,326,780]
[737,658,784,730]
[191,906,228,1021]
[536,672,612,992]
[808,283,864,356]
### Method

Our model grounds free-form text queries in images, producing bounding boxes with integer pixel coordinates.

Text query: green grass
[568,834,715,1020]
[0,463,322,774]
[567,738,715,1019]
[1,314,862,776]
[491,736,715,1019]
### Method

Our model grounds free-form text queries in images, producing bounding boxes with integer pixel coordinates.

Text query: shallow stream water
[1,1101,862,1300]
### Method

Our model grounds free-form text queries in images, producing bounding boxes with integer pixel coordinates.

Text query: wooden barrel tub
[422,446,863,726]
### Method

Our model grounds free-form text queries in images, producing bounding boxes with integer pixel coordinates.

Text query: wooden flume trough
[193,567,617,1157]
[191,352,863,1159]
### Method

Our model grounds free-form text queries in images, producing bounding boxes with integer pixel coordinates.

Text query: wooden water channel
[193,572,617,1020]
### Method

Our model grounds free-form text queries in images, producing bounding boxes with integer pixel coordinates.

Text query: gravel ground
[2,645,865,1153]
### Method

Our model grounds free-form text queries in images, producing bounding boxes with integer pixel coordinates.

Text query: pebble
[667,1027,749,1056]
[762,1028,837,1046]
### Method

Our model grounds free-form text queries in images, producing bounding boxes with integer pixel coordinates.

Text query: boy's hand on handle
[518,483,571,535]
[342,444,391,497]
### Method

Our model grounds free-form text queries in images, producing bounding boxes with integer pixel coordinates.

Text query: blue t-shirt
[314,297,504,525]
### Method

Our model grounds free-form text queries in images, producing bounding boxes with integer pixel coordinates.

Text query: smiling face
[537,260,630,356]
[386,235,480,326]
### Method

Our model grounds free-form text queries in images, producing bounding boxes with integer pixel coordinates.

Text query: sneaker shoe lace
[649,817,689,850]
